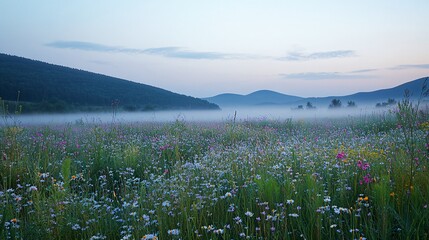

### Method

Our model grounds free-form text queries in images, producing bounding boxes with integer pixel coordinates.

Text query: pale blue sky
[1,1,428,97]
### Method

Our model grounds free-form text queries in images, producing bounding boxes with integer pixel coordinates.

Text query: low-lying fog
[2,105,395,126]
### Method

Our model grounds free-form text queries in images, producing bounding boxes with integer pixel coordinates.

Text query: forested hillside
[0,53,219,112]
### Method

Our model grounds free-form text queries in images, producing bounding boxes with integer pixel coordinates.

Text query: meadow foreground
[1,112,428,239]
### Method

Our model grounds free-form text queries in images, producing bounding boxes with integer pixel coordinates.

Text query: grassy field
[1,106,429,239]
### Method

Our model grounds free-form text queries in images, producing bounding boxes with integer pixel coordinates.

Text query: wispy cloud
[390,64,429,70]
[46,41,252,60]
[349,68,378,73]
[279,50,355,61]
[46,41,143,53]
[142,47,248,60]
[280,71,373,80]
[47,40,358,62]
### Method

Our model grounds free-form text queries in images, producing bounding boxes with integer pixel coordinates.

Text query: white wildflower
[245,211,254,217]
[167,229,180,235]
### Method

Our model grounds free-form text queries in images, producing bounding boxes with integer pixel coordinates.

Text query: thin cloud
[46,40,253,60]
[349,68,378,73]
[47,40,357,62]
[46,41,142,53]
[279,50,356,61]
[390,64,429,70]
[142,47,244,60]
[280,71,372,80]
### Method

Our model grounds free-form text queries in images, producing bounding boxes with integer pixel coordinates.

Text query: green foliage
[1,115,429,239]
[395,80,428,197]
[61,158,72,189]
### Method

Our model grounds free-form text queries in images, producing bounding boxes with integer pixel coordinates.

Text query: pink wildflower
[357,160,369,170]
[336,152,346,159]
[360,174,373,185]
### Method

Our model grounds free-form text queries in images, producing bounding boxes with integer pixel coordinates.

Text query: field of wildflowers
[1,108,429,239]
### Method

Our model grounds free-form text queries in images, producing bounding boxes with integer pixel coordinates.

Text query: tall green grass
[1,109,428,239]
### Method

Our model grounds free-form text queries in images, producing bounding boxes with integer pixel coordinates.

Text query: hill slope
[298,77,429,107]
[0,53,219,112]
[204,90,303,107]
[205,77,428,108]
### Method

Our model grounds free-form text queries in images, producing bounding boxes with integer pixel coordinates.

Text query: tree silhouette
[387,98,396,105]
[347,101,356,107]
[329,99,342,108]
[376,98,397,108]
[306,102,315,109]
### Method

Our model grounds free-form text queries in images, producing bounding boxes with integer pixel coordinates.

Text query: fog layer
[1,105,396,126]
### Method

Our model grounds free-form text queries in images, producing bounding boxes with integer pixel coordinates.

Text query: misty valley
[1,55,429,239]
[1,99,429,239]
[0,103,399,126]
[2,1,429,239]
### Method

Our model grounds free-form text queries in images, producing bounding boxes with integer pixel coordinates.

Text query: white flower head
[245,211,254,217]
[167,229,180,235]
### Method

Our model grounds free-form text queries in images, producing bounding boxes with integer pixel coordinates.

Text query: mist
[1,104,396,126]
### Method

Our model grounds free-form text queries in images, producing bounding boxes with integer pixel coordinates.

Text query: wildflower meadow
[1,104,429,239]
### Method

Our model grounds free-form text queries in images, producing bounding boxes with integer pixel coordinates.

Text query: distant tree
[306,102,315,109]
[329,99,342,108]
[347,101,356,107]
[292,105,304,111]
[387,98,396,105]
[376,98,396,108]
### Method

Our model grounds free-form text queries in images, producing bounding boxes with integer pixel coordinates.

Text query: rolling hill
[204,90,303,107]
[298,77,428,107]
[205,77,428,108]
[0,53,219,112]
